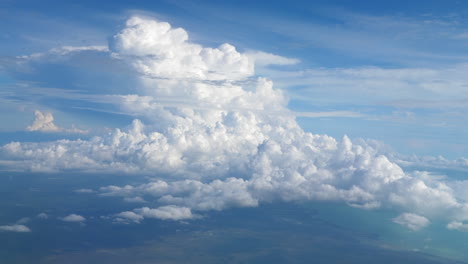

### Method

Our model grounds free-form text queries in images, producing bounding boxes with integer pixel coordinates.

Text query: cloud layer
[1,16,467,229]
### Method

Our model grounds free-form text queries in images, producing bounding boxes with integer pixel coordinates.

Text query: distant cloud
[37,213,48,219]
[26,110,61,132]
[17,45,108,61]
[246,51,300,66]
[114,206,192,222]
[61,214,86,222]
[26,110,87,134]
[114,211,144,223]
[393,213,430,231]
[134,206,193,221]
[74,188,95,193]
[0,224,31,232]
[447,221,468,231]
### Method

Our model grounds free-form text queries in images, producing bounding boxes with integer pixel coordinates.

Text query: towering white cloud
[112,16,254,81]
[2,16,467,226]
[26,110,87,134]
[27,110,61,132]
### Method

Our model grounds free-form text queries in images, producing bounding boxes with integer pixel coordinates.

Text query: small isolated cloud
[393,213,430,231]
[447,221,468,231]
[27,110,60,132]
[114,211,144,223]
[134,206,193,221]
[246,51,300,66]
[61,214,86,222]
[74,188,95,193]
[37,213,48,219]
[26,110,87,134]
[0,224,31,232]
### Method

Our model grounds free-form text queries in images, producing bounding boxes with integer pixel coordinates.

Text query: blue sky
[2,1,468,262]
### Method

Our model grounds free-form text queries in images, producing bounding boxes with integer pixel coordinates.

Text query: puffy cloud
[447,221,468,231]
[111,16,254,81]
[37,213,48,219]
[392,213,430,231]
[0,224,31,232]
[2,16,468,229]
[114,211,144,223]
[26,110,87,134]
[134,206,193,221]
[114,206,193,222]
[27,110,61,132]
[61,214,86,222]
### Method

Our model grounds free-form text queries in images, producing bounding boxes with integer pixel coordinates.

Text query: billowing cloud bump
[112,16,253,81]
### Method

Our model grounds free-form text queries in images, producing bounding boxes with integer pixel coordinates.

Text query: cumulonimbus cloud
[1,16,468,228]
